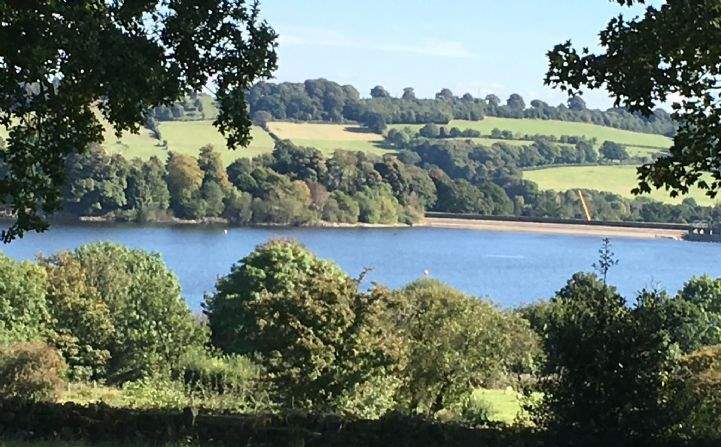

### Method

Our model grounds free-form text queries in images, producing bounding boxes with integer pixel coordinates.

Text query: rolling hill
[524,165,716,206]
[5,114,692,207]
[102,120,275,166]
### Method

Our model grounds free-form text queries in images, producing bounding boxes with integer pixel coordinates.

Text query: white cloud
[278,27,476,59]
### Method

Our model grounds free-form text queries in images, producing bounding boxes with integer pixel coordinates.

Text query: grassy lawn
[473,388,523,423]
[268,121,393,156]
[524,165,717,206]
[103,120,275,165]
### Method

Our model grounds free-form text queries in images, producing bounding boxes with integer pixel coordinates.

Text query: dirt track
[421,217,687,240]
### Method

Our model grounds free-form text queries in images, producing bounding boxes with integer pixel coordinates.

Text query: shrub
[0,342,67,402]
[533,273,678,443]
[177,347,259,396]
[668,345,721,441]
[394,278,540,417]
[669,275,721,352]
[118,377,189,410]
[204,239,404,415]
[47,243,206,383]
[40,252,114,381]
[0,254,50,344]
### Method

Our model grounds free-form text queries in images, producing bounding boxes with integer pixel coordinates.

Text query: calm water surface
[2,224,721,309]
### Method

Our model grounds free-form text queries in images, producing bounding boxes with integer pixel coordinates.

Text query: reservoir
[2,224,720,309]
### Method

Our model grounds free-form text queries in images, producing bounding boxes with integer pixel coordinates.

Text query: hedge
[0,399,537,447]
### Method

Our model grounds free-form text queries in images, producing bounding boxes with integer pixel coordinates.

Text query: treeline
[388,126,607,165]
[246,78,676,136]
[148,92,217,122]
[58,139,718,227]
[389,126,640,166]
[399,138,717,223]
[1,240,721,444]
[60,143,433,226]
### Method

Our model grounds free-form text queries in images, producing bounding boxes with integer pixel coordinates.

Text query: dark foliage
[0,2,277,241]
[546,1,721,204]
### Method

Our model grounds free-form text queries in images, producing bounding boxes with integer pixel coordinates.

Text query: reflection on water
[2,224,720,309]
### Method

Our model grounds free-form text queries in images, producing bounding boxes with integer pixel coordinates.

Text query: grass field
[103,120,275,165]
[267,121,392,156]
[473,388,523,423]
[524,165,717,206]
[390,117,672,150]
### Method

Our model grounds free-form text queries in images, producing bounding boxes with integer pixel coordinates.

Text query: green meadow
[103,120,275,165]
[524,165,716,206]
[389,116,672,151]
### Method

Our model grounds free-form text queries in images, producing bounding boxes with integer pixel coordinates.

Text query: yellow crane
[577,190,592,221]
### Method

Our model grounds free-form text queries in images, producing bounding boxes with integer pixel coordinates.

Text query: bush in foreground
[668,345,721,441]
[42,243,206,383]
[0,342,66,402]
[394,278,539,417]
[533,273,678,443]
[204,239,405,416]
[0,254,50,344]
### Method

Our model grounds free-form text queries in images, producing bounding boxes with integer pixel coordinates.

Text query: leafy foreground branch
[1,240,721,445]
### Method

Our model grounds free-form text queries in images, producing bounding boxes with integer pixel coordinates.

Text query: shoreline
[420,217,687,240]
[4,215,690,240]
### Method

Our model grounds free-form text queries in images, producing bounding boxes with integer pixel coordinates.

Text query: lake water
[2,224,720,309]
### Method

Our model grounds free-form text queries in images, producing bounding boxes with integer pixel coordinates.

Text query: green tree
[592,237,619,283]
[600,141,630,161]
[370,85,391,98]
[223,189,253,224]
[165,152,205,219]
[198,145,231,191]
[419,123,441,138]
[204,240,404,414]
[355,185,401,224]
[0,2,277,241]
[401,87,416,100]
[668,345,721,441]
[322,191,360,223]
[270,141,327,183]
[67,243,205,383]
[125,157,170,220]
[506,93,526,111]
[251,180,316,225]
[567,95,587,111]
[654,275,721,353]
[63,146,130,216]
[40,252,114,381]
[0,254,50,344]
[435,88,455,101]
[395,279,539,416]
[534,273,678,443]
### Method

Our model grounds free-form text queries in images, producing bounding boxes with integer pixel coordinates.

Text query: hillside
[4,112,697,211]
[389,117,671,153]
[524,165,716,206]
[102,120,275,165]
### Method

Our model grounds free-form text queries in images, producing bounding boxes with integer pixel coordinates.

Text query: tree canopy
[0,1,277,241]
[546,0,721,201]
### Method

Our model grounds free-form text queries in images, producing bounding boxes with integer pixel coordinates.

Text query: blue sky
[260,1,651,109]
